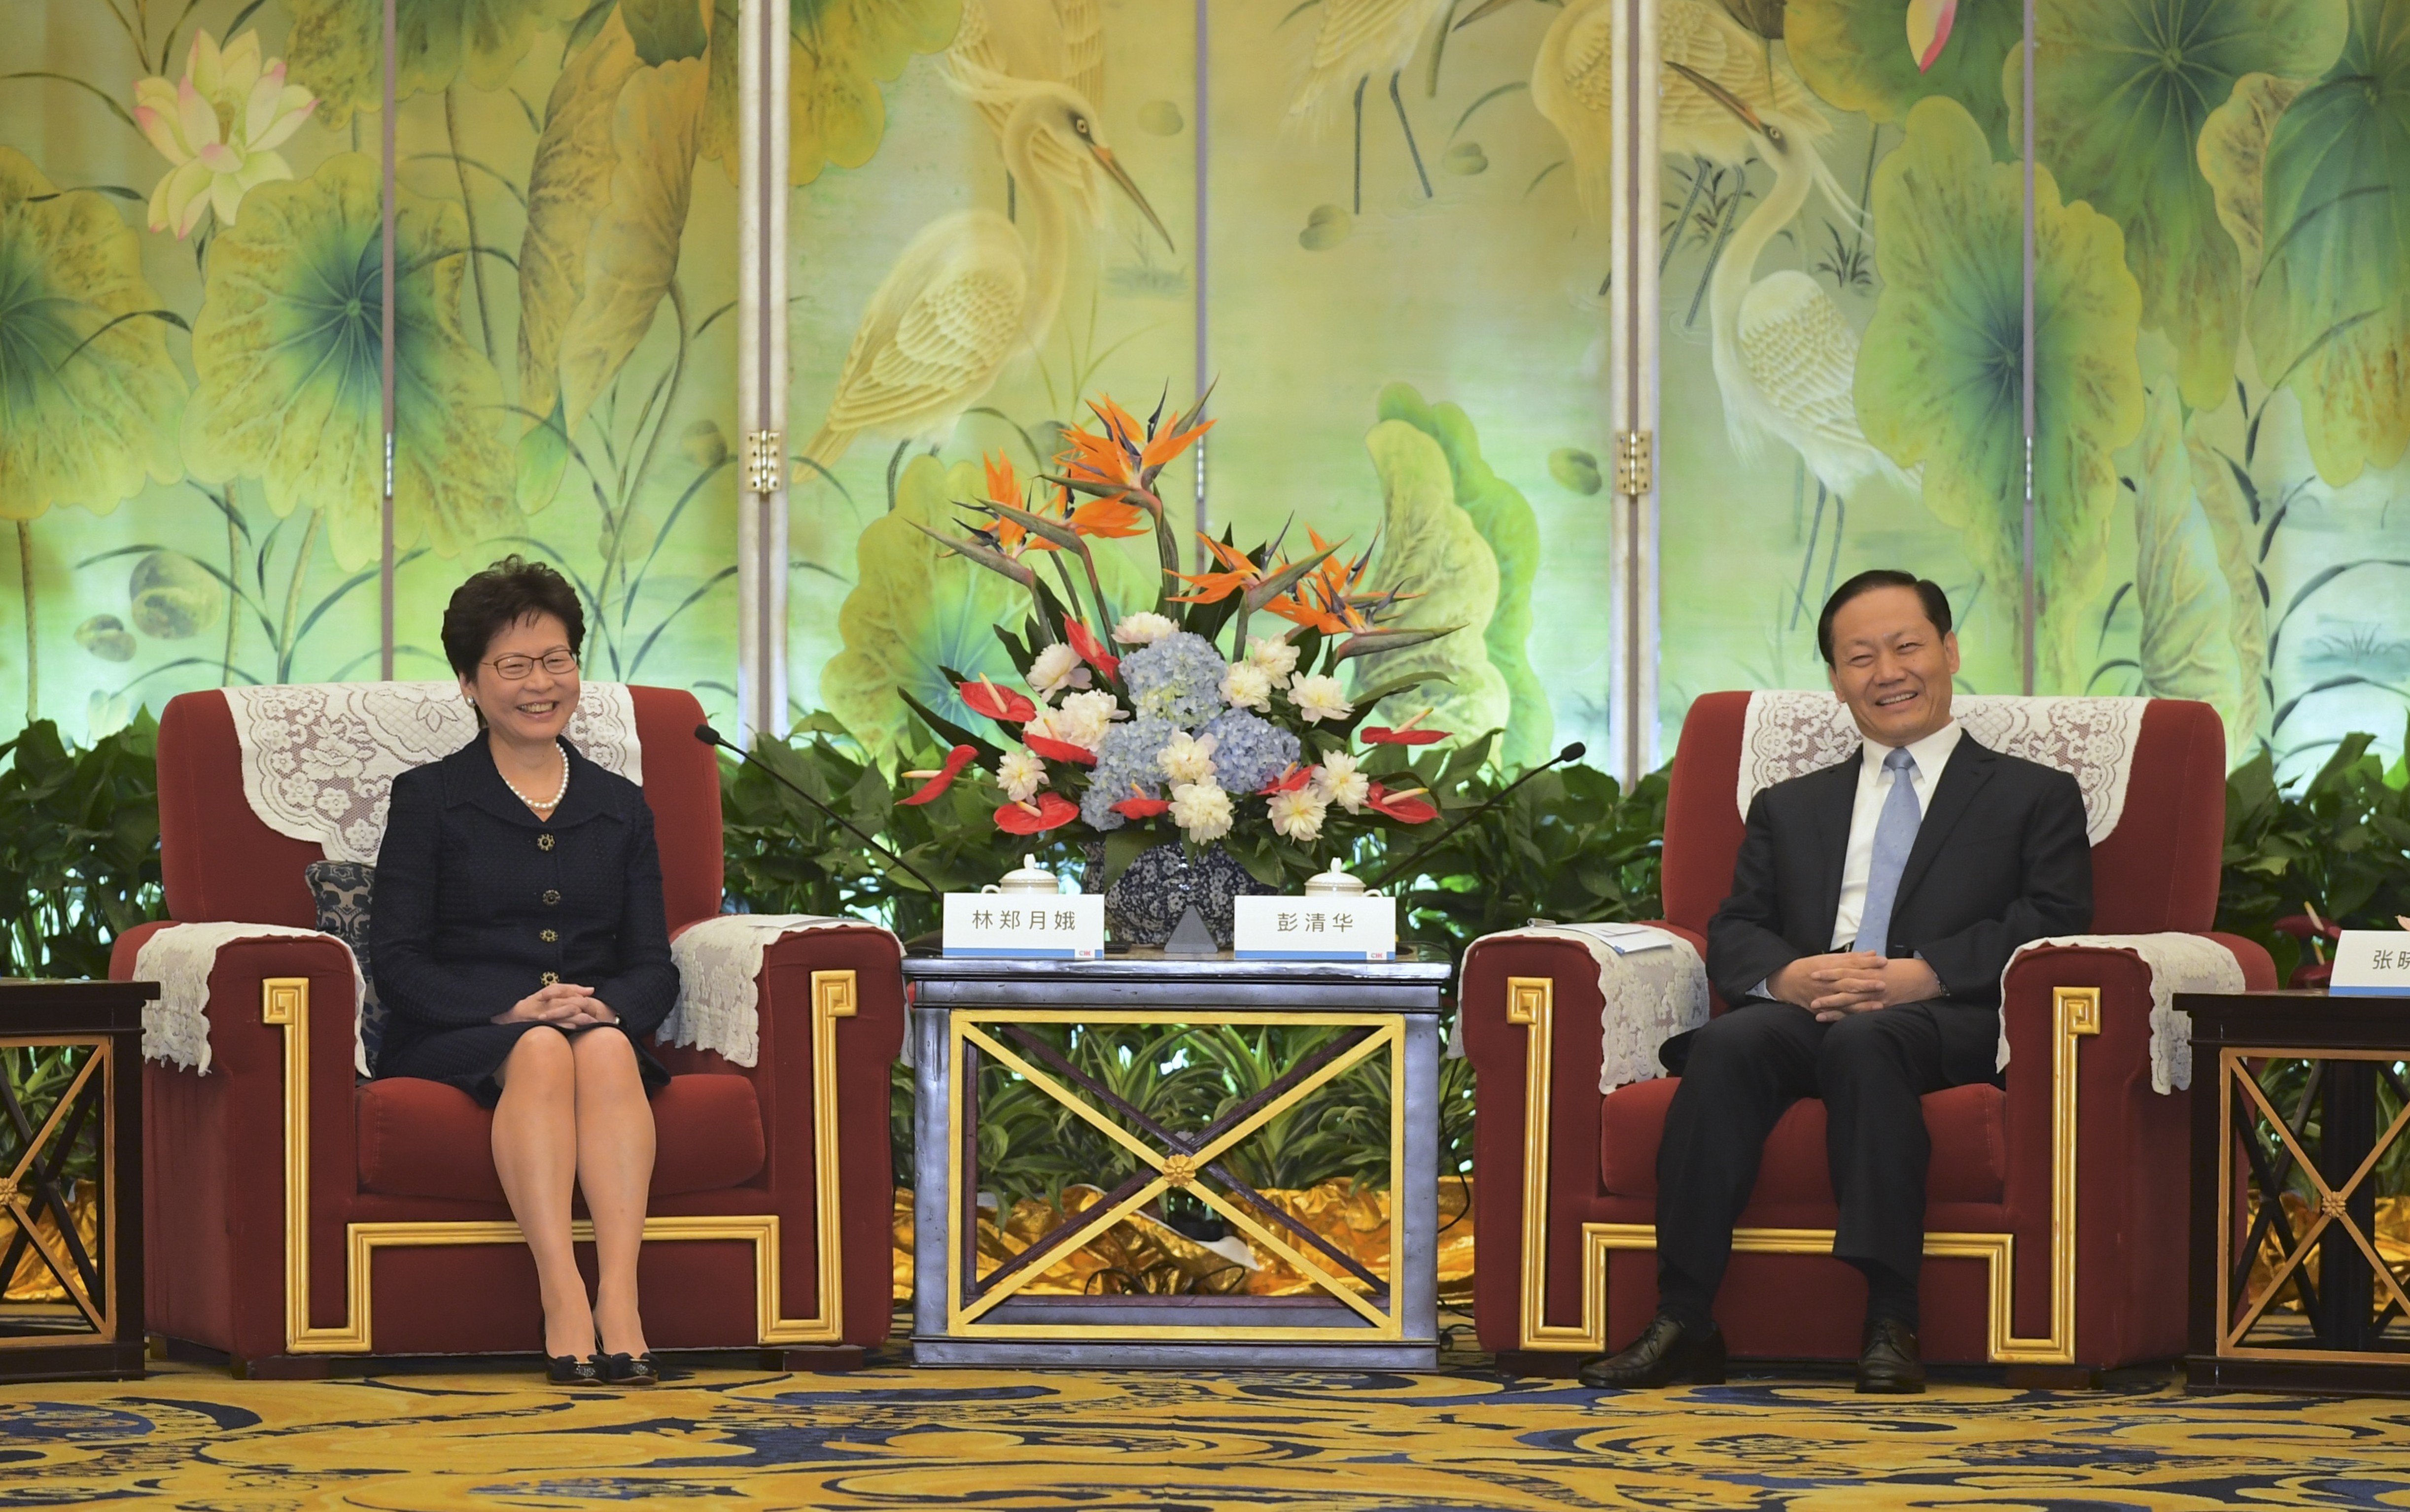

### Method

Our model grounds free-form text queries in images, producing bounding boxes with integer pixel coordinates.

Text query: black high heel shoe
[547,1348,601,1385]
[599,1350,659,1387]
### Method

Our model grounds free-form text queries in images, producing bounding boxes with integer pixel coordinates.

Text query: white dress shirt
[1827,719,1964,948]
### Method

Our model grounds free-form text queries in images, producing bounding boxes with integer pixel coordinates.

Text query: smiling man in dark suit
[1580,570,2093,1394]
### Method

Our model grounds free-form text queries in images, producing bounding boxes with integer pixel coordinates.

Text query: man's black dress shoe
[1856,1316,1925,1394]
[1576,1313,1727,1389]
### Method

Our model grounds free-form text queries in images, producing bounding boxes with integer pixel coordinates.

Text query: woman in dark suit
[371,556,673,1386]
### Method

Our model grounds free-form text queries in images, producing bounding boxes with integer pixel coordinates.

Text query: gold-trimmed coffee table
[904,951,1450,1369]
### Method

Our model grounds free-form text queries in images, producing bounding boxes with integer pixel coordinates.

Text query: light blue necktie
[1852,747,1922,955]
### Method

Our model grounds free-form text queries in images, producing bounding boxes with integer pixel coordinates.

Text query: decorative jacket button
[543,889,561,905]
[540,971,559,986]
[537,833,556,851]
[540,929,558,943]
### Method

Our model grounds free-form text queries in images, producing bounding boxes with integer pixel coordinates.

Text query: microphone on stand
[695,723,944,898]
[1365,742,1589,893]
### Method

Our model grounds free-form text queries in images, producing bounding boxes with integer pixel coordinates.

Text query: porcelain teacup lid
[987,854,1059,895]
[1303,860,1368,896]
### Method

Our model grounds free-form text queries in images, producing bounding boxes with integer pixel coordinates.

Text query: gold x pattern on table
[945,1010,1404,1334]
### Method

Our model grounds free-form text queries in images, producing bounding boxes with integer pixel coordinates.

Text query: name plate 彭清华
[2327,930,2410,996]
[1231,894,1397,960]
[942,893,1104,958]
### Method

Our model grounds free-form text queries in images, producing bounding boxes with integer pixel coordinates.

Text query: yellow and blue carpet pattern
[6,1360,2410,1508]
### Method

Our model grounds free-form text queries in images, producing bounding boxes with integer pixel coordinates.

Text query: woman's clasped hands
[493,981,619,1030]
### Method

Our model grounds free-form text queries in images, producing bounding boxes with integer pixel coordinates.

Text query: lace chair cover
[1736,692,2148,845]
[221,682,643,864]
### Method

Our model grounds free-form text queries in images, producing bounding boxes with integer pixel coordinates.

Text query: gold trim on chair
[265,969,857,1354]
[1510,973,2100,1363]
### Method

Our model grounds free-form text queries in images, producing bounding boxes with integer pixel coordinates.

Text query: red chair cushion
[1599,1077,2006,1206]
[357,1074,768,1202]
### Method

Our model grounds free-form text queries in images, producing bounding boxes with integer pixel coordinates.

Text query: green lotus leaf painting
[1855,96,2143,691]
[1787,0,2025,153]
[2249,0,2410,487]
[1354,419,1511,749]
[517,11,708,463]
[285,0,590,129]
[182,154,514,568]
[2131,381,2258,761]
[0,147,186,522]
[1374,383,1553,770]
[2198,72,2309,292]
[2184,411,2271,756]
[785,0,964,186]
[2021,0,2346,412]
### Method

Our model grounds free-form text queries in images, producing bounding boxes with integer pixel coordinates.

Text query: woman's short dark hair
[441,554,585,678]
[1816,569,1952,665]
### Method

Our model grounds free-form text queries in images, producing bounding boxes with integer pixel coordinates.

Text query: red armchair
[1464,693,2275,1375]
[111,685,902,1374]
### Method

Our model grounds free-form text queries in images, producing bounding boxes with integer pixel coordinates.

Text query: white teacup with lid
[983,854,1060,896]
[1303,860,1370,897]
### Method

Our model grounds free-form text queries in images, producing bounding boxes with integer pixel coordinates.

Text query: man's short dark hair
[441,554,585,678]
[1816,570,1952,666]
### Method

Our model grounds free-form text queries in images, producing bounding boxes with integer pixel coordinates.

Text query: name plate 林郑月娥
[1231,895,1397,960]
[942,893,1105,958]
[2327,930,2410,996]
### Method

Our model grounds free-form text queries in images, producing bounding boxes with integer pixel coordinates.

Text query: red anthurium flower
[994,792,1080,834]
[1257,764,1314,795]
[1362,726,1447,746]
[898,744,977,806]
[1067,619,1120,680]
[1023,733,1100,766]
[1111,794,1171,819]
[1365,782,1438,824]
[959,677,1038,724]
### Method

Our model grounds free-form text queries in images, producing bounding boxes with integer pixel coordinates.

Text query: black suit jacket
[370,736,679,1074]
[1705,734,2093,1007]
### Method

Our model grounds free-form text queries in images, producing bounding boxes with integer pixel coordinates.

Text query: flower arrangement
[895,387,1468,888]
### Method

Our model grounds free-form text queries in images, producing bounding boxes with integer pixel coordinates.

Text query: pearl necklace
[503,753,569,815]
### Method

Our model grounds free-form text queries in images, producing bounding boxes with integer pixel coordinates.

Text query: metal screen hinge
[745,429,783,495]
[1613,430,1652,497]
[383,430,394,499]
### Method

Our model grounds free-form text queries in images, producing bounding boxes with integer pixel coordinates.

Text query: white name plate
[1232,894,1397,960]
[2327,930,2410,996]
[943,893,1104,958]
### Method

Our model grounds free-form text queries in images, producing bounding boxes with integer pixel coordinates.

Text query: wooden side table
[903,951,1451,1369]
[0,978,154,1382]
[2184,988,2410,1395]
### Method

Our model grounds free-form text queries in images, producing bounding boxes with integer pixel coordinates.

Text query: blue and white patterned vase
[1085,841,1270,949]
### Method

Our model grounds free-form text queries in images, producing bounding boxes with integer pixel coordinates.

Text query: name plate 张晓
[942,893,1104,958]
[2327,930,2410,996]
[1231,894,1397,960]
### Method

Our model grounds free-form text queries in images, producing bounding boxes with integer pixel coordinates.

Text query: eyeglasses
[484,650,579,680]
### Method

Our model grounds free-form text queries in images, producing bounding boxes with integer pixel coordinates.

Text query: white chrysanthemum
[1289,674,1354,724]
[1027,688,1123,752]
[1267,786,1330,842]
[995,747,1049,803]
[1168,781,1234,842]
[1220,661,1273,712]
[1112,611,1178,646]
[1246,635,1300,684]
[1157,730,1219,785]
[1313,750,1371,814]
[1027,642,1089,697]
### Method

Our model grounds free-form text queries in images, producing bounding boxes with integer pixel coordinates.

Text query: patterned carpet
[6,1356,2410,1509]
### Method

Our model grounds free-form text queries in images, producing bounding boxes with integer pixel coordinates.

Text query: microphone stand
[1364,742,1587,893]
[695,723,945,898]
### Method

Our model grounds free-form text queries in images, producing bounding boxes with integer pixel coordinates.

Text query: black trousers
[1654,998,2001,1323]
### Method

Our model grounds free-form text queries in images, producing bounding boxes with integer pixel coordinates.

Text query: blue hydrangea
[1119,631,1228,728]
[1201,709,1300,795]
[1081,716,1178,830]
